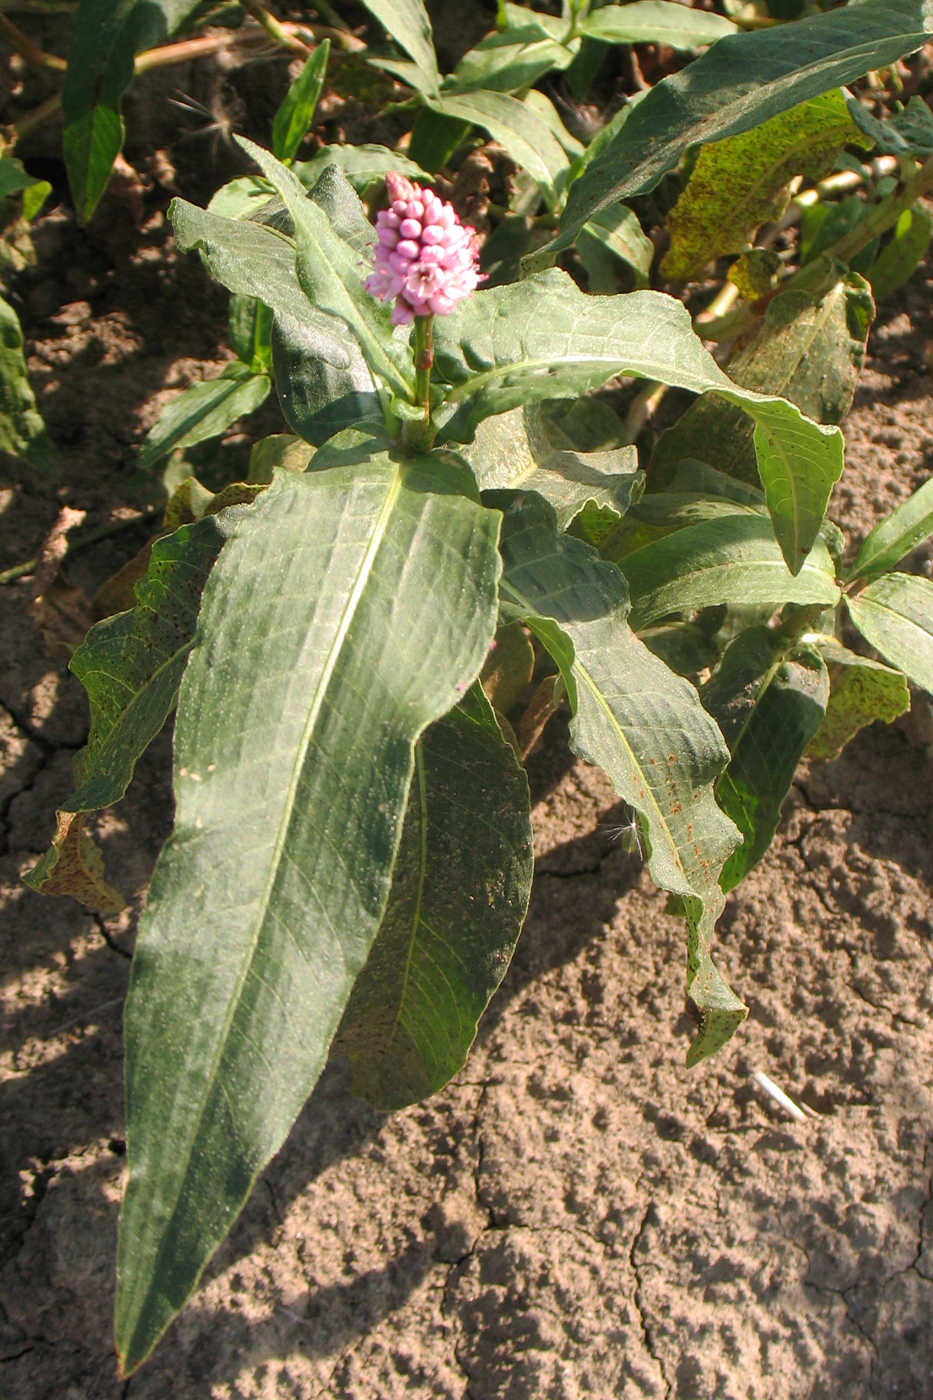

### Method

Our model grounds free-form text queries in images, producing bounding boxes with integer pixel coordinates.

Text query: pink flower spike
[367,172,485,326]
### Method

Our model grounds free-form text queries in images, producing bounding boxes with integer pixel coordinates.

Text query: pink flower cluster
[365,172,483,325]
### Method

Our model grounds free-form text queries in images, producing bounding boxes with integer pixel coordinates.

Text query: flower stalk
[413,314,434,416]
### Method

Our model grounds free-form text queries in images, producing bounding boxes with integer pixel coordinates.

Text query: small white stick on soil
[753,1070,819,1123]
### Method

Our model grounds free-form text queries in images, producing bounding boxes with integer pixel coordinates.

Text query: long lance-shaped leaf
[534,0,933,257]
[434,269,843,571]
[170,197,384,445]
[621,513,839,630]
[359,0,440,94]
[845,572,933,695]
[337,685,533,1110]
[115,457,501,1374]
[701,630,829,892]
[490,490,745,1063]
[652,268,873,556]
[272,40,330,164]
[580,1,736,47]
[447,21,578,96]
[137,363,271,472]
[235,138,414,402]
[63,0,202,222]
[24,512,241,907]
[846,477,933,584]
[660,91,866,282]
[169,198,314,320]
[424,92,569,203]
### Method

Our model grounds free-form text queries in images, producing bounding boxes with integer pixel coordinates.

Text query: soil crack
[629,1203,671,1398]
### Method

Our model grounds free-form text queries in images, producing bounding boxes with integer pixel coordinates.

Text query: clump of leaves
[20,0,933,1377]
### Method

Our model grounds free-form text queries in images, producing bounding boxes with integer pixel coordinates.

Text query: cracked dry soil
[1,177,933,1400]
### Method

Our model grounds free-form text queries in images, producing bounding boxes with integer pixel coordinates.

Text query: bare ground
[1,141,932,1400]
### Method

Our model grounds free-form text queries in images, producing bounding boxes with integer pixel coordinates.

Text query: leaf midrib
[387,741,430,1050]
[853,589,931,641]
[443,351,726,406]
[130,466,405,1340]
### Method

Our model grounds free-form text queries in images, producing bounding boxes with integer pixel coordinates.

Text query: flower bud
[365,173,484,326]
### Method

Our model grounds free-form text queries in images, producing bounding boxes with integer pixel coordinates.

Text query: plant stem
[310,0,347,30]
[239,0,314,58]
[413,313,434,415]
[401,315,436,453]
[0,506,159,586]
[10,19,329,146]
[0,13,66,70]
[828,152,933,266]
[623,380,667,441]
[11,89,59,142]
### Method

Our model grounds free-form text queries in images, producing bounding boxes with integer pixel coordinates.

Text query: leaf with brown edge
[25,810,125,912]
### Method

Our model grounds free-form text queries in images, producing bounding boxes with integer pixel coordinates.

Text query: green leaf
[0,295,55,471]
[235,138,414,402]
[501,2,565,40]
[460,398,640,531]
[798,195,875,268]
[866,203,933,300]
[272,40,329,164]
[294,143,429,192]
[337,686,533,1109]
[703,633,829,891]
[461,401,639,526]
[807,638,910,762]
[492,489,746,1064]
[62,0,202,222]
[620,513,839,630]
[52,514,238,817]
[848,93,933,158]
[61,104,124,228]
[358,0,440,94]
[425,91,569,204]
[581,1,736,48]
[578,203,653,290]
[447,22,578,93]
[535,0,933,258]
[170,197,309,318]
[115,453,501,1374]
[845,572,933,695]
[247,433,314,483]
[847,476,933,584]
[0,155,51,221]
[0,155,39,201]
[640,621,718,678]
[137,363,270,473]
[524,448,643,532]
[408,108,473,171]
[652,268,870,556]
[661,91,867,282]
[523,89,585,158]
[205,174,276,222]
[24,513,241,907]
[434,268,843,570]
[228,294,273,372]
[272,310,382,447]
